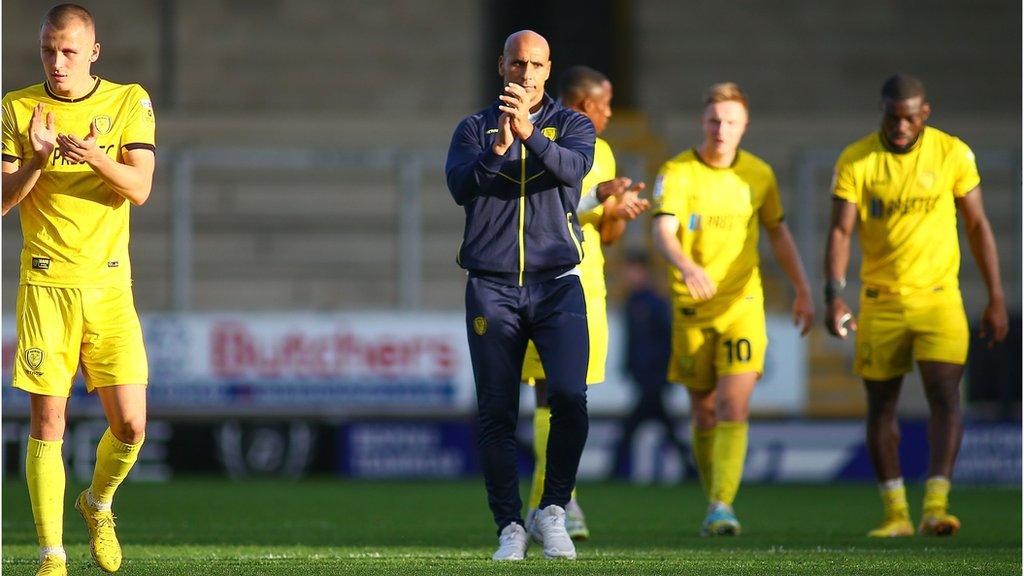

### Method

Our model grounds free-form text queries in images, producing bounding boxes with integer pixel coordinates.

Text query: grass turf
[2,479,1019,575]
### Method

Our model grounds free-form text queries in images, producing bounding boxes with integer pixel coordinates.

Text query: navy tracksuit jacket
[446,94,595,531]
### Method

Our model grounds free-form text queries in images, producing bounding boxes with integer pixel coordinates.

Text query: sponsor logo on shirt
[868,195,941,219]
[31,257,50,270]
[690,213,747,230]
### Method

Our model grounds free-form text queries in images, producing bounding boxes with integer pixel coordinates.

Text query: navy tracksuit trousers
[465,273,590,532]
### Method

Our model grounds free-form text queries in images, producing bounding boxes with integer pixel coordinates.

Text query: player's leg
[28,394,70,575]
[916,361,964,535]
[863,376,914,536]
[529,275,588,559]
[465,277,530,559]
[76,287,150,572]
[687,387,717,501]
[708,372,756,508]
[700,298,766,536]
[912,289,970,536]
[669,315,719,533]
[15,285,81,575]
[856,296,915,536]
[75,384,146,573]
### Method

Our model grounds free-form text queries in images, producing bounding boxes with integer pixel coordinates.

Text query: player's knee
[715,397,749,422]
[109,415,146,444]
[31,416,66,442]
[925,387,961,415]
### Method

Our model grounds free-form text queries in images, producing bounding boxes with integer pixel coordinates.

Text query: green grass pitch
[2,479,1020,575]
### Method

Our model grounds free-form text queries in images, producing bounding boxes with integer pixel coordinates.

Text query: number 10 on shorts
[722,338,752,364]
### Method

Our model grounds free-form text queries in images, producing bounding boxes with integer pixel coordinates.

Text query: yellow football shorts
[13,285,148,397]
[521,291,606,386]
[668,293,767,392]
[854,285,969,381]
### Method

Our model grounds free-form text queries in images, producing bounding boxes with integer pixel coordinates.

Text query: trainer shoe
[565,499,590,540]
[919,511,960,537]
[536,505,577,559]
[36,553,67,576]
[76,490,122,572]
[491,522,528,561]
[867,515,914,537]
[700,502,741,536]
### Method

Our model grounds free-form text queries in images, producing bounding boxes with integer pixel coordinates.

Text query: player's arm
[652,214,716,300]
[764,220,814,335]
[2,104,55,216]
[956,187,1008,347]
[57,122,154,205]
[823,198,858,338]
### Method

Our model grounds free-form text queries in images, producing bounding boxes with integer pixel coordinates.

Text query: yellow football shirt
[832,127,979,292]
[2,77,156,288]
[577,137,616,299]
[654,148,784,316]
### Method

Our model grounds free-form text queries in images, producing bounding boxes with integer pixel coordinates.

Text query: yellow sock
[26,437,65,550]
[879,478,911,520]
[528,407,550,510]
[710,421,748,506]
[922,476,951,515]
[90,428,144,505]
[690,424,715,500]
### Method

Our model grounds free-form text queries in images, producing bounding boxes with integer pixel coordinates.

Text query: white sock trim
[879,477,904,492]
[40,546,66,561]
[926,475,950,484]
[87,488,112,511]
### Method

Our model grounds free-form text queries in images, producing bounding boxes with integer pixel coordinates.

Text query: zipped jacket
[445,94,595,285]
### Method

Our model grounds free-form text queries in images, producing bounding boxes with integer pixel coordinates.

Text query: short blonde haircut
[704,82,748,109]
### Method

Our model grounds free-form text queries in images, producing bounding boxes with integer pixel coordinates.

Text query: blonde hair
[704,82,748,110]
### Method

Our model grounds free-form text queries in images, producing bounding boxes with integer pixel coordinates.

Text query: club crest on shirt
[541,127,557,141]
[25,348,44,371]
[473,316,488,336]
[93,115,112,135]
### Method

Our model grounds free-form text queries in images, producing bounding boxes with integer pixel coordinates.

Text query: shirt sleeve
[758,166,785,226]
[831,146,860,204]
[119,85,156,153]
[951,138,981,198]
[652,162,685,218]
[2,96,23,164]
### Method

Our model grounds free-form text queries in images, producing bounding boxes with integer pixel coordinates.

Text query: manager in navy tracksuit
[446,31,595,541]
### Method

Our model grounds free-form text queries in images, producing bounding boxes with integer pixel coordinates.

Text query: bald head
[497,30,552,110]
[503,30,549,61]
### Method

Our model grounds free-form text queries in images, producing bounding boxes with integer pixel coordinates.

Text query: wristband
[824,278,846,303]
